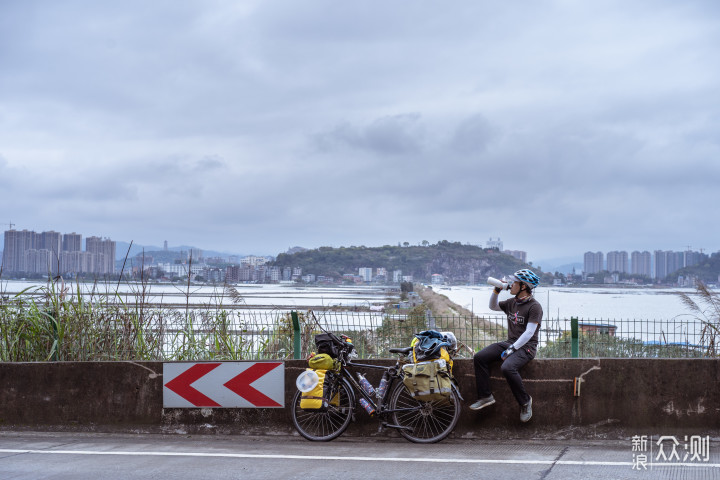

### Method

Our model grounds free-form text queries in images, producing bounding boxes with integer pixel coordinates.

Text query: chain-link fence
[2,299,717,360]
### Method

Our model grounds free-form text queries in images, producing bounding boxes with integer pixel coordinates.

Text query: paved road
[0,431,718,479]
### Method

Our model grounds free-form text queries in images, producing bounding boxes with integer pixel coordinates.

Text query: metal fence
[1,302,717,361]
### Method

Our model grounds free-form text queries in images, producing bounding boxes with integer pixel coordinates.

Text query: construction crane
[6,221,14,230]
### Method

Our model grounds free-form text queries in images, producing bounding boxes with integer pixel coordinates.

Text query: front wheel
[291,377,354,441]
[389,381,461,443]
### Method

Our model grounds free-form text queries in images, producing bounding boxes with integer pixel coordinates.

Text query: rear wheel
[291,377,354,441]
[389,382,460,443]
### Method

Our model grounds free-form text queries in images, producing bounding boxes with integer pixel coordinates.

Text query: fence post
[291,311,301,360]
[426,309,436,330]
[571,317,579,358]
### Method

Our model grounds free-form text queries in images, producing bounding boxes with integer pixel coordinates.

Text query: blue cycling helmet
[508,269,540,289]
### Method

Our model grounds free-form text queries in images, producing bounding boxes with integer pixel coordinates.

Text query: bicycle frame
[341,361,399,416]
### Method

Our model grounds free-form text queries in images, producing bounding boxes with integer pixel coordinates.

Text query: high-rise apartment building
[583,251,604,274]
[3,230,38,271]
[85,236,116,275]
[39,231,62,258]
[631,251,652,276]
[606,251,628,274]
[63,233,82,252]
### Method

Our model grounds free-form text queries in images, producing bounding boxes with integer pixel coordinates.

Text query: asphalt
[1,431,719,479]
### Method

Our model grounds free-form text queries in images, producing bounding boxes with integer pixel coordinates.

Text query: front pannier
[300,369,340,409]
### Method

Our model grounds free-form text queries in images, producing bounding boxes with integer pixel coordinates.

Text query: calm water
[436,285,715,345]
[0,280,395,309]
[435,285,703,320]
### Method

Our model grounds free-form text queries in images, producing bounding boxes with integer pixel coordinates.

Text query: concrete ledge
[1,359,718,439]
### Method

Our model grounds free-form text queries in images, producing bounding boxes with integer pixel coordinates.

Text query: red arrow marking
[224,362,282,407]
[165,363,221,407]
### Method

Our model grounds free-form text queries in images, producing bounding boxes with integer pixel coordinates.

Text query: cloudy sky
[1,1,719,265]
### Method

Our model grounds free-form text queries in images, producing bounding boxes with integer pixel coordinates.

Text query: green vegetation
[270,241,534,283]
[538,331,706,358]
[675,281,720,357]
[0,279,293,362]
[671,252,720,284]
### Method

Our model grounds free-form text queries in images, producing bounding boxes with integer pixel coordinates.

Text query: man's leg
[499,347,533,406]
[472,342,507,398]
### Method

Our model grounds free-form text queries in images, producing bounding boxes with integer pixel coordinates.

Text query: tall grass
[675,281,720,357]
[0,277,293,362]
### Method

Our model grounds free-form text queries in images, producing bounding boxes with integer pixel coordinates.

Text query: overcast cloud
[1,0,719,265]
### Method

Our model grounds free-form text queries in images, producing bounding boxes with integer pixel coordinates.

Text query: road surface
[1,431,718,479]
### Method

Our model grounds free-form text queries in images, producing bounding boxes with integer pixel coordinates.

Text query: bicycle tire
[389,382,460,443]
[291,377,354,441]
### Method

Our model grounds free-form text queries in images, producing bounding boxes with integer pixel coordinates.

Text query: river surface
[2,280,715,346]
[434,285,706,320]
[435,285,715,346]
[0,280,395,309]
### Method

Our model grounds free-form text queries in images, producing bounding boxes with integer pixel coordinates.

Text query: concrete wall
[1,359,718,439]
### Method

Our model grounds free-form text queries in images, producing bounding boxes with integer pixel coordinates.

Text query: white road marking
[0,449,718,468]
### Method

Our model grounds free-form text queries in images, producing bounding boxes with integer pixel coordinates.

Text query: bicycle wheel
[389,382,460,443]
[291,377,354,441]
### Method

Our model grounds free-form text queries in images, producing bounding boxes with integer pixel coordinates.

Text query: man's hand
[501,346,516,360]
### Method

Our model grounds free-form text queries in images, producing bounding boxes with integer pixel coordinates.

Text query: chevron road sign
[163,362,284,408]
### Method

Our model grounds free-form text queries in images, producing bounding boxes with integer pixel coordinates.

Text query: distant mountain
[270,241,541,283]
[114,241,245,261]
[535,256,582,273]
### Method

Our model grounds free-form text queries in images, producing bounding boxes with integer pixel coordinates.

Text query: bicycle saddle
[388,346,413,355]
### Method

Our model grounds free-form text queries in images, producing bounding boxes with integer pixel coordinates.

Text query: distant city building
[584,251,604,274]
[393,270,403,283]
[504,250,527,263]
[431,273,444,285]
[268,266,281,282]
[606,251,628,274]
[358,267,373,282]
[631,251,652,277]
[158,262,203,278]
[3,229,115,276]
[486,237,503,251]
[86,236,116,274]
[376,267,387,278]
[62,233,82,252]
[189,248,203,261]
[242,255,267,266]
[164,240,168,251]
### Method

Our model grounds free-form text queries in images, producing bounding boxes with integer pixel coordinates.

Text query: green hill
[270,241,540,283]
[669,252,720,284]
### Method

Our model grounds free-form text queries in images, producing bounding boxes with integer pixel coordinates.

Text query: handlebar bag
[315,333,344,358]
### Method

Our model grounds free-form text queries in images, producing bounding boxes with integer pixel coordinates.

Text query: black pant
[473,342,533,406]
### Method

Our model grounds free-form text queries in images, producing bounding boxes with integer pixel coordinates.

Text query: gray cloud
[1,0,719,260]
